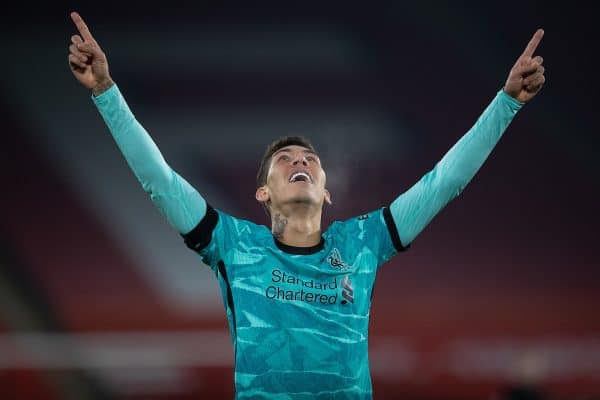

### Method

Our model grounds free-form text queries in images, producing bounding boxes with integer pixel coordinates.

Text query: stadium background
[0,2,598,399]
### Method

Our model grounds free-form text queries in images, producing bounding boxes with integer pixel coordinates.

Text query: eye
[306,155,319,163]
[277,154,290,162]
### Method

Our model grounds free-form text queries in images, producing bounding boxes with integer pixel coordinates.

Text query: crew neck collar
[273,236,325,255]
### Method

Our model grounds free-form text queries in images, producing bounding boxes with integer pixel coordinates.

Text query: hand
[504,29,546,103]
[68,11,113,95]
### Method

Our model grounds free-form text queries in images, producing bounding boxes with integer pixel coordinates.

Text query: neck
[270,205,322,247]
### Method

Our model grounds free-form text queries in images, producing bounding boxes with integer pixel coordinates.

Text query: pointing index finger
[521,28,544,58]
[70,11,95,42]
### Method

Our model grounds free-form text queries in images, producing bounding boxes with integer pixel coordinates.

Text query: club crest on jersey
[327,248,348,271]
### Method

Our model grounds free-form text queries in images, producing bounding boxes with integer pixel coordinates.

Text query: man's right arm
[68,11,206,234]
[93,83,207,234]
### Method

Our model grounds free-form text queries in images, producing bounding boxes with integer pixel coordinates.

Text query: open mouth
[289,171,312,183]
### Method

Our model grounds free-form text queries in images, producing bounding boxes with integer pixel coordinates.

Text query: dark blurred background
[0,1,598,399]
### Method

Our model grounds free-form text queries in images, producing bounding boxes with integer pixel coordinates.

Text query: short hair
[256,136,317,216]
[256,136,317,188]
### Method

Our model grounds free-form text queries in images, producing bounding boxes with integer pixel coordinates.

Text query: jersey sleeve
[337,207,409,268]
[179,205,247,272]
[92,84,206,234]
[389,88,523,247]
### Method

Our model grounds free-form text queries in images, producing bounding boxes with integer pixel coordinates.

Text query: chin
[286,195,321,207]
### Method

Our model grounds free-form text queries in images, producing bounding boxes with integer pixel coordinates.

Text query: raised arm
[68,11,206,234]
[389,29,545,247]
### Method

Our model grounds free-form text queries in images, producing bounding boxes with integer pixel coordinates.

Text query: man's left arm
[389,29,546,248]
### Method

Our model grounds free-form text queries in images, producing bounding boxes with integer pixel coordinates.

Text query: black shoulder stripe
[180,204,219,252]
[382,206,410,252]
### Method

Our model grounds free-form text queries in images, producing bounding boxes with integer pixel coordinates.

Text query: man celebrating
[68,11,545,399]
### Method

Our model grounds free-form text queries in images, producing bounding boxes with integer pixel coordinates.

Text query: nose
[292,154,308,166]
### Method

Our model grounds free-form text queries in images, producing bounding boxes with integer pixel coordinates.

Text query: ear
[324,189,332,205]
[256,186,270,203]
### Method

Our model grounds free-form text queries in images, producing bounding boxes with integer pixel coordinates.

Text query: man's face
[256,145,331,212]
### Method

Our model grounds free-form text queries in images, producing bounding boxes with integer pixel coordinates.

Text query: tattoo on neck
[273,213,288,239]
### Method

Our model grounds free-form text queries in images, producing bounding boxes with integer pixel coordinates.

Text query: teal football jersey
[92,83,523,399]
[182,205,407,399]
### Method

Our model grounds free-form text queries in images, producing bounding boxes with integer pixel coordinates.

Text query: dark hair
[256,136,317,216]
[256,135,316,188]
